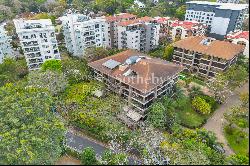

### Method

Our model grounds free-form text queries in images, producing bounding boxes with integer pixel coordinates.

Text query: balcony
[200,59,210,65]
[211,61,227,69]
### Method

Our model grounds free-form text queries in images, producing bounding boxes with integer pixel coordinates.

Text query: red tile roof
[105,13,137,22]
[118,16,154,26]
[88,50,184,93]
[226,31,249,41]
[170,20,206,30]
[173,36,245,60]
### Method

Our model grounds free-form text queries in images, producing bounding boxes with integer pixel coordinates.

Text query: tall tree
[0,83,65,164]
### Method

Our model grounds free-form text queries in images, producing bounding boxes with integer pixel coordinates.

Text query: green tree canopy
[0,83,65,164]
[81,147,98,165]
[0,58,28,87]
[41,59,62,72]
[192,96,211,115]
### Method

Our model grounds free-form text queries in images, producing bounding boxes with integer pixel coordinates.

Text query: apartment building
[153,17,177,37]
[185,1,248,39]
[169,20,207,41]
[14,19,60,70]
[0,24,13,64]
[172,36,244,78]
[117,17,160,52]
[60,14,106,57]
[88,50,183,115]
[104,13,137,48]
[217,0,240,3]
[226,31,249,58]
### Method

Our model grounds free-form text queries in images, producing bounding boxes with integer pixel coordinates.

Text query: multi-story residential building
[88,50,183,116]
[217,0,240,3]
[169,20,207,41]
[14,19,60,70]
[60,14,106,57]
[153,17,176,37]
[226,31,249,58]
[117,17,160,52]
[185,1,248,39]
[172,36,244,78]
[134,0,146,8]
[104,13,137,48]
[0,24,13,64]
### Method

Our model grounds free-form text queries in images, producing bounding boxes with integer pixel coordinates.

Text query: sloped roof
[226,31,249,41]
[118,16,154,26]
[105,13,137,22]
[170,20,206,30]
[88,50,183,93]
[173,36,245,60]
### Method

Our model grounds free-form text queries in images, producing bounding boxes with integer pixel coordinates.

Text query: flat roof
[88,50,184,94]
[187,1,248,10]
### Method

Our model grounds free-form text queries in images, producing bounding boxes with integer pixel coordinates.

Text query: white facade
[134,0,145,8]
[103,13,137,48]
[185,1,249,38]
[217,0,239,3]
[14,19,60,70]
[118,21,160,52]
[0,24,13,64]
[60,14,106,57]
[169,20,207,41]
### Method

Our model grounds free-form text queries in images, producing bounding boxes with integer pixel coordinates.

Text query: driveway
[65,131,137,165]
[203,81,249,156]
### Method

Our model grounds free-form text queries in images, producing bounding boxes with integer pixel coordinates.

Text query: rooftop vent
[125,56,141,65]
[123,69,137,77]
[200,37,215,46]
[102,59,121,69]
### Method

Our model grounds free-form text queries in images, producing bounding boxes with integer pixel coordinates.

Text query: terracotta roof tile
[118,16,154,26]
[226,31,249,41]
[105,13,137,22]
[88,50,184,93]
[173,36,245,60]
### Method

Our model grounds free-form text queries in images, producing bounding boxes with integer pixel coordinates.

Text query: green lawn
[224,125,249,156]
[176,97,208,129]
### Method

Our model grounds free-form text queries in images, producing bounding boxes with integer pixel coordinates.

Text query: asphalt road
[65,131,137,165]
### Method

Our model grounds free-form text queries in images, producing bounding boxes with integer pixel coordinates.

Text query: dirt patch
[55,155,81,165]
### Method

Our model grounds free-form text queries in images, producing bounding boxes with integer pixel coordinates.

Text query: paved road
[65,131,137,165]
[203,81,249,156]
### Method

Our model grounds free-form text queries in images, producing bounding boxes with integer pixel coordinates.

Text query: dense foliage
[0,58,28,87]
[0,83,65,164]
[81,147,98,165]
[41,59,62,72]
[192,96,211,115]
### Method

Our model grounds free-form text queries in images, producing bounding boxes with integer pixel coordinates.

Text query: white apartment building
[226,31,249,58]
[169,20,207,41]
[185,1,248,39]
[14,19,60,70]
[117,17,160,52]
[60,14,106,57]
[104,13,137,48]
[217,0,240,3]
[0,24,13,64]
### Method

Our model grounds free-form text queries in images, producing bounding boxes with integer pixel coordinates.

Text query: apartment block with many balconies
[0,24,13,64]
[14,19,60,70]
[117,17,160,52]
[60,14,106,57]
[88,50,183,116]
[185,1,248,39]
[103,13,137,48]
[169,20,207,41]
[172,36,244,78]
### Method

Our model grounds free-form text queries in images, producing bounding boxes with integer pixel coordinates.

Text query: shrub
[81,147,98,165]
[198,95,219,111]
[41,59,62,72]
[192,96,211,115]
